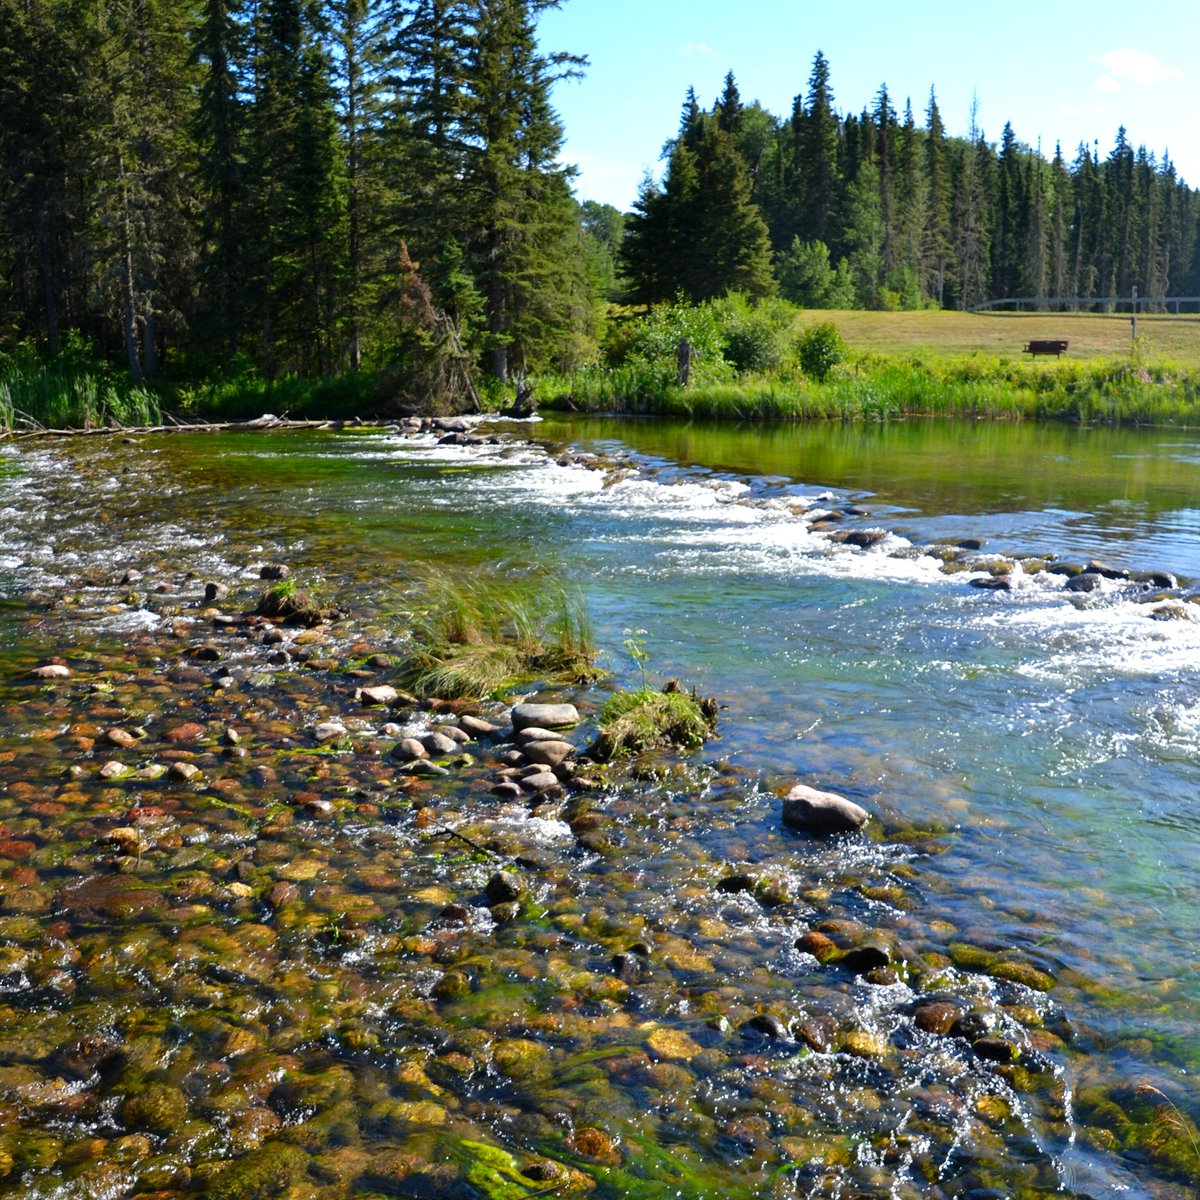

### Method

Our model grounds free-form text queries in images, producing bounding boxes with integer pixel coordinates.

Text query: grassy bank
[6,305,1200,432]
[0,338,161,430]
[538,303,1200,428]
[543,354,1200,426]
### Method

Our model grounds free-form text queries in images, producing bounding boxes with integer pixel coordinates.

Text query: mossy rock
[948,942,1055,991]
[269,1067,355,1117]
[120,1083,190,1133]
[4,1130,63,1171]
[456,1138,594,1199]
[492,1038,553,1084]
[203,1143,313,1200]
[590,683,717,760]
[1078,1083,1200,1181]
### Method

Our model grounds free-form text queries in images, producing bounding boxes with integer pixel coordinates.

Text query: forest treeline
[1,0,1198,398]
[625,57,1200,314]
[0,0,607,395]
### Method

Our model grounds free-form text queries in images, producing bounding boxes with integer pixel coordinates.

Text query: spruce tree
[457,0,589,380]
[920,88,951,305]
[795,51,839,247]
[193,0,250,359]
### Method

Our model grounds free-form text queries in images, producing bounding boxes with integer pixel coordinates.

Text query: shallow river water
[0,416,1196,1200]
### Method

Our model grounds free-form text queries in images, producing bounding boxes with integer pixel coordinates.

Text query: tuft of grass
[254,577,331,627]
[1133,1085,1200,1177]
[0,335,161,430]
[591,682,717,760]
[399,573,600,700]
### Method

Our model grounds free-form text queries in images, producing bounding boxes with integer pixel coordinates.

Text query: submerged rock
[782,783,870,834]
[1066,572,1103,593]
[30,664,71,680]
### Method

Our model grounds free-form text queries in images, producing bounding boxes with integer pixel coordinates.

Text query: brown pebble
[266,882,299,909]
[913,1002,961,1035]
[164,722,206,743]
[31,664,71,680]
[795,931,838,962]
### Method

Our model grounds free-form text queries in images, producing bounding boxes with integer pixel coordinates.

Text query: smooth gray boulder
[782,784,869,834]
[511,703,579,732]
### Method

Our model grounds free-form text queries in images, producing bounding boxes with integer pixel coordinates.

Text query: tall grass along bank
[544,355,1200,428]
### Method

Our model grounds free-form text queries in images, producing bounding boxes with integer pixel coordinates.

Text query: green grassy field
[794,309,1200,364]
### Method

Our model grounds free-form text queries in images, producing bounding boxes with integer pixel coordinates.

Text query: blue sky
[539,0,1200,210]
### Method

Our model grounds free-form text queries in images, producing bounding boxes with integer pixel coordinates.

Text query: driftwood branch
[2,416,351,441]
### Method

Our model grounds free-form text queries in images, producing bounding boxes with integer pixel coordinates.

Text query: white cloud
[678,41,716,58]
[1093,74,1122,93]
[1095,48,1183,86]
[1059,104,1081,116]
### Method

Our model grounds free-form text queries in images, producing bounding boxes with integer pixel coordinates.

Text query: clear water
[0,417,1197,1198]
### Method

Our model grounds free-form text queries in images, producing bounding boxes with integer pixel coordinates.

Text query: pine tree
[457,0,590,380]
[0,0,99,349]
[714,70,742,135]
[920,87,951,305]
[622,107,774,304]
[193,0,250,359]
[247,0,347,376]
[1046,143,1070,303]
[953,99,992,309]
[992,121,1025,299]
[888,98,924,307]
[795,51,839,247]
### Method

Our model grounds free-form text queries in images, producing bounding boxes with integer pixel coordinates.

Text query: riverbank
[7,306,1200,434]
[541,353,1200,426]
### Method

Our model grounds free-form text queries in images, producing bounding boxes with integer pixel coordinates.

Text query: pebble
[164,722,207,743]
[392,738,428,762]
[313,722,348,743]
[484,872,524,904]
[421,731,460,756]
[520,772,560,793]
[521,739,575,767]
[459,714,498,736]
[359,686,399,707]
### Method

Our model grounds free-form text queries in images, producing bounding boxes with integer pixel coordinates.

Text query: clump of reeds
[399,573,599,700]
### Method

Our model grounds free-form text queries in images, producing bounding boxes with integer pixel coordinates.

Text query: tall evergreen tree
[920,87,951,304]
[193,0,250,359]
[247,0,347,376]
[457,0,590,380]
[795,51,839,247]
[622,106,774,304]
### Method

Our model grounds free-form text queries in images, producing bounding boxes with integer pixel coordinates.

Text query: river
[0,415,1196,1199]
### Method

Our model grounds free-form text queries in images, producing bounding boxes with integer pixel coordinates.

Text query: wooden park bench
[1024,339,1069,358]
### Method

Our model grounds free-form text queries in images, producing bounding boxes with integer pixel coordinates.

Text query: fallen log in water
[3,414,356,440]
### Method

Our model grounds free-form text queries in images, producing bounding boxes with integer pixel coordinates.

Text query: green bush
[796,322,848,381]
[710,294,794,375]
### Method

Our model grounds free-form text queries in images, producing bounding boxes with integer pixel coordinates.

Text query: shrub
[796,322,848,381]
[710,294,794,375]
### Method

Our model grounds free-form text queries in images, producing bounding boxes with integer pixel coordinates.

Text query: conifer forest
[1,1,1197,394]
